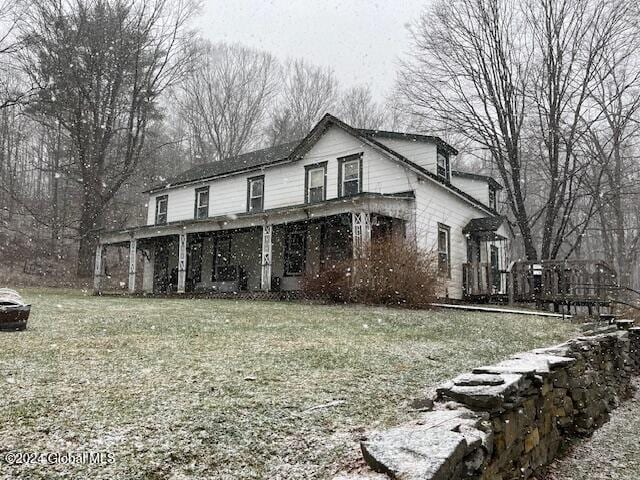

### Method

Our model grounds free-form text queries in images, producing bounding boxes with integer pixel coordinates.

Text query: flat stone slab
[514,351,576,369]
[361,425,467,480]
[473,356,551,375]
[438,373,526,410]
[453,373,505,387]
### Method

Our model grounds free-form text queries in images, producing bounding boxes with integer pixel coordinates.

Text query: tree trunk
[76,191,103,278]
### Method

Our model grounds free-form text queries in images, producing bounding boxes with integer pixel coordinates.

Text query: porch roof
[462,216,506,240]
[100,191,415,245]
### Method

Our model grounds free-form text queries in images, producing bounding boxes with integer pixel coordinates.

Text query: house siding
[147,126,417,225]
[413,179,505,299]
[370,137,438,175]
[451,176,491,205]
[140,124,508,300]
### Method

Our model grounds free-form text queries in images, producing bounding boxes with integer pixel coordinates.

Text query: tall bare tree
[21,0,196,276]
[399,0,636,261]
[178,41,279,163]
[338,85,386,129]
[266,59,339,145]
[583,50,640,286]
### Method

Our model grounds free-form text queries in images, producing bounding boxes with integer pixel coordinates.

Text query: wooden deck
[464,260,618,312]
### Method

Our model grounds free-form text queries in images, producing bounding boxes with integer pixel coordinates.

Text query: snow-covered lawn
[0,289,578,479]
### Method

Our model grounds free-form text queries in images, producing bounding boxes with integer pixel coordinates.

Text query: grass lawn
[0,289,578,480]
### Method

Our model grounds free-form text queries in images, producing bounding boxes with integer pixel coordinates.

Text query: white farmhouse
[96,114,510,300]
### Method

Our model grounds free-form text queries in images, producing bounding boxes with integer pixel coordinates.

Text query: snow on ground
[0,289,577,479]
[544,379,640,480]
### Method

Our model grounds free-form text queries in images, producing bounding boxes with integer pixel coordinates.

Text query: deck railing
[463,260,618,305]
[510,260,617,304]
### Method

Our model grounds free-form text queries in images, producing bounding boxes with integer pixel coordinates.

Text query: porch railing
[463,262,507,297]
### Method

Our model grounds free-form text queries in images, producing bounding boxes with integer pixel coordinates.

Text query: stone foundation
[350,326,640,480]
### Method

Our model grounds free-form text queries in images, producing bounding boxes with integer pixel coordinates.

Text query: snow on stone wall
[346,325,640,480]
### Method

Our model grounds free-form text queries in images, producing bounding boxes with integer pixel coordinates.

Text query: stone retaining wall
[350,326,640,480]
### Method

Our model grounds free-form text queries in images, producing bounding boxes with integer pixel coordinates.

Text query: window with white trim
[247,176,264,212]
[437,223,451,277]
[339,154,362,197]
[155,195,168,225]
[195,187,209,219]
[489,186,497,210]
[437,149,450,181]
[305,163,326,203]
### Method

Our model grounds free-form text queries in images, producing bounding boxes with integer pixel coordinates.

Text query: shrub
[302,236,441,308]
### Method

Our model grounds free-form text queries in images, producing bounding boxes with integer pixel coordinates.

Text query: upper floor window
[488,186,497,210]
[155,195,168,225]
[305,162,327,203]
[195,187,209,219]
[437,149,450,181]
[437,223,451,278]
[247,175,264,212]
[338,153,362,197]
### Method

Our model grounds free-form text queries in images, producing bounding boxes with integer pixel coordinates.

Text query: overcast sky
[196,0,431,100]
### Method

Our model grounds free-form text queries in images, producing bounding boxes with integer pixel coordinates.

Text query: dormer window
[155,195,168,225]
[305,162,327,203]
[195,187,209,219]
[437,149,450,181]
[338,153,363,197]
[489,185,497,210]
[247,176,265,212]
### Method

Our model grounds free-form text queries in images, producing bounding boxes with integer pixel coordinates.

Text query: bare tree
[582,51,640,286]
[338,85,386,129]
[399,0,635,261]
[178,41,279,163]
[21,0,197,277]
[266,59,339,145]
[0,0,27,109]
[399,0,536,259]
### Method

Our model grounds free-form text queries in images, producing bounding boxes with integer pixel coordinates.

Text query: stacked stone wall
[351,326,640,480]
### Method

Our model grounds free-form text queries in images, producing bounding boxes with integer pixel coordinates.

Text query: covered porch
[94,193,414,295]
[461,216,510,301]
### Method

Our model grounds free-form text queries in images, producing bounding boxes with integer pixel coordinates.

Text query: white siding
[413,179,505,299]
[371,137,438,175]
[142,124,509,300]
[451,176,491,205]
[147,126,417,225]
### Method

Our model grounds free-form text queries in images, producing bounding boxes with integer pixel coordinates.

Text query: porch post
[177,232,187,293]
[352,212,371,259]
[128,238,137,293]
[93,243,105,295]
[261,225,273,291]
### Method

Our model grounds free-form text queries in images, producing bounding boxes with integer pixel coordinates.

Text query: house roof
[146,113,497,215]
[146,140,301,193]
[357,128,459,156]
[452,170,503,190]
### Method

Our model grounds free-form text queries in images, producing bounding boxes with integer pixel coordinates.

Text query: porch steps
[429,303,571,319]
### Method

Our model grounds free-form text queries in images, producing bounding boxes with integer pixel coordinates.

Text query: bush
[302,237,441,308]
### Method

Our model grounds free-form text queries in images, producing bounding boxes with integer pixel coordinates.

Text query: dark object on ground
[0,288,30,331]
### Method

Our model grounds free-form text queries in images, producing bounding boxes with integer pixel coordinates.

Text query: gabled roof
[146,113,497,215]
[452,170,503,190]
[357,128,459,156]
